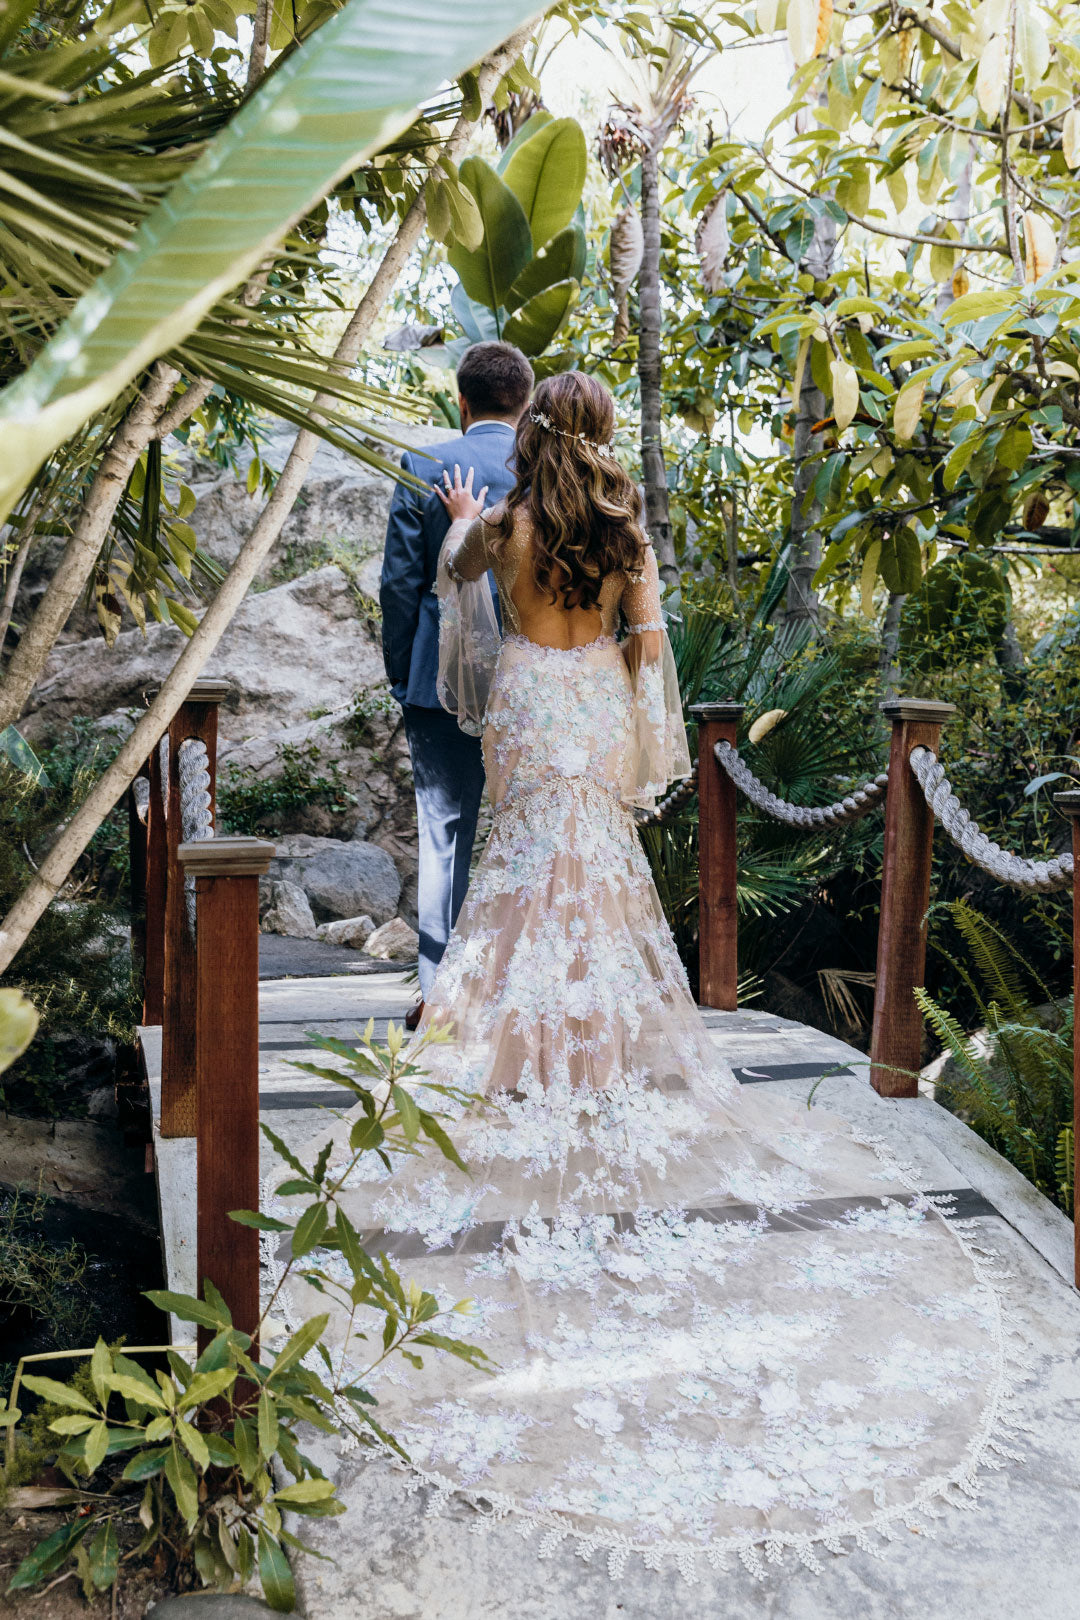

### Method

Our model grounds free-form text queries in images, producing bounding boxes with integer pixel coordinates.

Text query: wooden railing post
[143,741,167,1025]
[869,698,956,1096]
[689,701,745,1011]
[177,835,274,1346]
[1052,790,1080,1288]
[161,677,229,1138]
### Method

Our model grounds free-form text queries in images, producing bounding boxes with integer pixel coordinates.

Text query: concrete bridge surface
[143,969,1080,1620]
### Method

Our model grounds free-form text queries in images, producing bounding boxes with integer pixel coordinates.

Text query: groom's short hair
[457,342,533,417]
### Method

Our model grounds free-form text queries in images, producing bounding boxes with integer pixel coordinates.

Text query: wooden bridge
[131,679,1080,1617]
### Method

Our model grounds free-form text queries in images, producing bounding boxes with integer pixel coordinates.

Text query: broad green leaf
[976,33,1008,120]
[495,108,553,172]
[7,1518,92,1590]
[122,1445,170,1481]
[258,1526,296,1613]
[164,1439,199,1527]
[893,378,925,440]
[233,1415,258,1482]
[830,355,859,431]
[943,287,1015,326]
[501,117,586,249]
[0,987,39,1074]
[942,432,981,490]
[1015,0,1050,87]
[392,1083,421,1142]
[270,1313,330,1379]
[84,1419,110,1475]
[0,0,547,522]
[86,1520,119,1592]
[879,526,922,594]
[144,1289,230,1329]
[505,225,586,313]
[176,1417,210,1471]
[229,1209,292,1231]
[503,280,578,357]
[291,1201,329,1257]
[48,1413,97,1435]
[860,538,882,616]
[418,1109,469,1173]
[447,156,532,314]
[274,1476,337,1504]
[259,1390,279,1457]
[105,1373,167,1409]
[21,1375,96,1412]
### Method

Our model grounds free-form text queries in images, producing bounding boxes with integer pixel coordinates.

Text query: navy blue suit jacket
[379,420,516,709]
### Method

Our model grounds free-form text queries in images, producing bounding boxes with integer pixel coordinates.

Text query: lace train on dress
[271,625,1024,1581]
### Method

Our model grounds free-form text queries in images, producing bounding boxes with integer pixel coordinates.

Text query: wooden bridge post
[1052,790,1080,1288]
[143,742,168,1025]
[869,698,956,1096]
[177,835,274,1346]
[690,701,745,1011]
[161,678,229,1138]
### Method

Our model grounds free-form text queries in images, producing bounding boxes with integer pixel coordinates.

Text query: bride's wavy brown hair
[493,372,646,611]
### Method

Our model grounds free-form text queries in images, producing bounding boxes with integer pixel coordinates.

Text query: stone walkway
[145,973,1080,1620]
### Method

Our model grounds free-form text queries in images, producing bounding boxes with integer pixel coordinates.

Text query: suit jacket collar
[464,420,516,438]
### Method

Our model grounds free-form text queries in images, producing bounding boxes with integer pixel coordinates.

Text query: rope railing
[714,740,889,829]
[178,737,215,937]
[132,776,151,825]
[909,747,1074,894]
[635,763,699,827]
[158,734,169,814]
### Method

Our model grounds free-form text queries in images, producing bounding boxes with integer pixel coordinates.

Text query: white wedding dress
[274,510,1023,1580]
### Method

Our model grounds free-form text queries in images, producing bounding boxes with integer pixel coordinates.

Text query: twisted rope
[157,735,169,815]
[178,738,215,937]
[635,764,699,827]
[909,747,1074,893]
[132,776,150,825]
[715,741,889,828]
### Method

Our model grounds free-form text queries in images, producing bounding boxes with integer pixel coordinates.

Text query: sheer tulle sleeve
[620,544,692,809]
[436,512,502,737]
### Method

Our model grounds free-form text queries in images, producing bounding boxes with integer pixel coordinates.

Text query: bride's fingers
[463,466,475,493]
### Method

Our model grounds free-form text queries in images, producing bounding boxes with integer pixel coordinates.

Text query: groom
[380,340,533,1022]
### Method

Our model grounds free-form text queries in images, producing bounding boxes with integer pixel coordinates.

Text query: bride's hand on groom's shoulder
[436,463,488,523]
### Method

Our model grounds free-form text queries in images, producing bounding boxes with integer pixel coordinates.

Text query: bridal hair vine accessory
[529,409,616,459]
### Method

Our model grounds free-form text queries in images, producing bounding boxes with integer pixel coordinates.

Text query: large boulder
[22,566,386,744]
[363,917,419,962]
[259,881,317,940]
[266,834,401,925]
[172,420,448,587]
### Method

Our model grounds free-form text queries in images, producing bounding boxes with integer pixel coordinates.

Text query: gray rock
[260,880,317,939]
[267,834,401,925]
[363,916,419,962]
[316,915,376,948]
[22,565,385,743]
[171,420,446,586]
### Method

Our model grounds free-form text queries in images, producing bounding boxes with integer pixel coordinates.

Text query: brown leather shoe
[404,998,425,1032]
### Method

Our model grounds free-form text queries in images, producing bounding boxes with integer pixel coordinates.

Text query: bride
[281,372,1020,1579]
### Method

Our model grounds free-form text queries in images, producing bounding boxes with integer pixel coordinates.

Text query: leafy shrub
[0,737,137,1115]
[1,1019,489,1611]
[918,900,1073,1216]
[217,739,356,835]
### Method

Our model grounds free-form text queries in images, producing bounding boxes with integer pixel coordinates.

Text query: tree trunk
[995,616,1026,703]
[0,495,45,657]
[879,589,906,696]
[638,142,676,586]
[783,208,836,631]
[0,26,533,974]
[783,362,826,630]
[0,363,179,732]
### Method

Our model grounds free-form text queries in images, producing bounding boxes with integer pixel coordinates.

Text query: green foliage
[217,740,357,835]
[2,1021,490,1610]
[444,115,588,359]
[0,732,137,1115]
[0,1187,92,1395]
[919,902,1074,1216]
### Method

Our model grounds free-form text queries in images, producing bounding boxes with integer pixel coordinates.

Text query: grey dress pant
[401,704,485,999]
